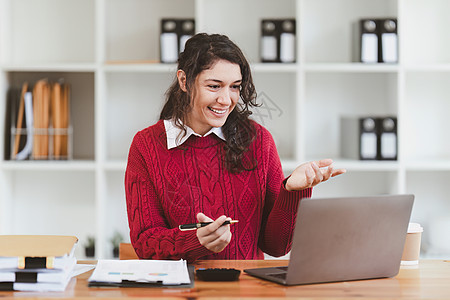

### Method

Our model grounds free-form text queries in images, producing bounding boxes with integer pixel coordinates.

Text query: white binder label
[160,32,178,63]
[381,132,397,158]
[361,33,378,63]
[360,132,377,159]
[280,33,295,62]
[382,33,398,63]
[261,36,277,61]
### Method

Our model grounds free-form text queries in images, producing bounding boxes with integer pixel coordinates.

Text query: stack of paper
[0,235,78,292]
[88,259,193,288]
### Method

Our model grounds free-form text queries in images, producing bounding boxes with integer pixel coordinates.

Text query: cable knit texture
[125,119,312,262]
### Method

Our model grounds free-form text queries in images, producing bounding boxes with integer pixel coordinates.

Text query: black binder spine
[379,116,397,160]
[15,272,38,283]
[360,19,378,63]
[359,117,378,160]
[380,19,398,63]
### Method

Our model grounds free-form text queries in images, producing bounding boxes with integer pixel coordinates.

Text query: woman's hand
[196,213,232,253]
[285,159,346,191]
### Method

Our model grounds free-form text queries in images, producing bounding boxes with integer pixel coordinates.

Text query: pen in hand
[179,220,239,231]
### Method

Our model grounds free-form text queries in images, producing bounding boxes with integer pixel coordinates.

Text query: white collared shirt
[163,119,226,149]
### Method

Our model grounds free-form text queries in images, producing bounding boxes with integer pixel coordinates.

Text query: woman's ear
[177,70,187,92]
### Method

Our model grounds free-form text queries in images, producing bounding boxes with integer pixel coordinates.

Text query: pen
[178,220,239,231]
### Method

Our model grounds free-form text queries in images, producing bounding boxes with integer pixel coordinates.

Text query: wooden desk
[1,259,450,299]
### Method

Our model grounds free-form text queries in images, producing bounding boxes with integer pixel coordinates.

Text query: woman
[125,33,345,262]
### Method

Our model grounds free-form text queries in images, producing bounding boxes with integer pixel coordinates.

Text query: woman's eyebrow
[205,79,242,83]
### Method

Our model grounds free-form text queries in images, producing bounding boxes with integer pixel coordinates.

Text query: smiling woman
[124,33,345,263]
[179,60,242,135]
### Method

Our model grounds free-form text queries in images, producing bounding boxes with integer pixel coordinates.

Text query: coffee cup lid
[408,222,423,233]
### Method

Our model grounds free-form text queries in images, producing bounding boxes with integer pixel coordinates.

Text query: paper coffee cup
[401,223,423,265]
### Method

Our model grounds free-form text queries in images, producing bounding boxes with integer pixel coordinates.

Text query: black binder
[261,19,296,63]
[379,19,398,63]
[160,18,195,63]
[379,116,397,160]
[360,18,398,63]
[360,19,378,63]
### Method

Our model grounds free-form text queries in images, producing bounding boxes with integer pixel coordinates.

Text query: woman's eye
[232,85,241,90]
[208,85,220,89]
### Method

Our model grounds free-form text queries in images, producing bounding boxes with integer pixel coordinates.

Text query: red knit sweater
[125,120,312,262]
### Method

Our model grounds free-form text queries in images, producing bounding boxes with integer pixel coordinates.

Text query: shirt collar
[163,119,226,149]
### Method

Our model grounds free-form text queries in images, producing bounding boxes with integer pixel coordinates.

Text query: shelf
[303,158,399,172]
[403,64,450,72]
[330,159,399,171]
[251,63,298,73]
[404,160,450,171]
[303,63,399,73]
[103,62,177,73]
[1,160,96,171]
[104,160,127,171]
[1,63,97,72]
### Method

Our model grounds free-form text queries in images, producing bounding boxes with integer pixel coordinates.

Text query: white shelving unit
[1,0,450,259]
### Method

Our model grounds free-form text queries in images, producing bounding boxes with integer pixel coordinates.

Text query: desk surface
[1,259,450,299]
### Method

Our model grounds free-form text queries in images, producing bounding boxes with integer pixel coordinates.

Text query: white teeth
[209,107,226,114]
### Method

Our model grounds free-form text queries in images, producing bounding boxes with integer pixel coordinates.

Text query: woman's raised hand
[285,159,346,191]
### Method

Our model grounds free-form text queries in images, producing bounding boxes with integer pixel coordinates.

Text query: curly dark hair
[159,33,259,173]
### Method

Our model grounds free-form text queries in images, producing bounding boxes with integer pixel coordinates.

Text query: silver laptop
[245,194,414,285]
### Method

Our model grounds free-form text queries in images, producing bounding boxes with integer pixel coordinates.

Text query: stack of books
[0,235,78,292]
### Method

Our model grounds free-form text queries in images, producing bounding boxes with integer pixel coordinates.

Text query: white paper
[382,33,398,63]
[160,32,178,63]
[361,33,378,63]
[381,132,397,158]
[261,36,277,61]
[360,132,377,159]
[88,259,190,285]
[280,32,295,62]
[71,263,96,278]
[0,257,76,283]
[11,276,73,292]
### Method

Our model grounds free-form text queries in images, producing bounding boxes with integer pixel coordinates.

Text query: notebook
[245,194,414,285]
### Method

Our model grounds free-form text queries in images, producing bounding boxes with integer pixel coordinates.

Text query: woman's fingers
[196,214,232,253]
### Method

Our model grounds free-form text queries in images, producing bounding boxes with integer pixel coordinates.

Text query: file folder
[360,19,378,63]
[379,117,397,160]
[261,19,296,63]
[359,117,378,160]
[160,18,195,63]
[261,20,278,62]
[280,19,296,63]
[380,19,398,63]
[360,18,398,63]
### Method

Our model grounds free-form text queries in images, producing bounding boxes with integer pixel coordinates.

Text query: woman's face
[180,59,242,135]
